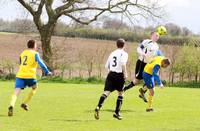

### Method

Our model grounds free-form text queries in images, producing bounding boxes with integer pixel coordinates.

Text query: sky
[162,0,200,34]
[0,0,199,34]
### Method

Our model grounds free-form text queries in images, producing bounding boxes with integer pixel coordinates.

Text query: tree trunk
[39,25,55,71]
[195,67,198,82]
[168,71,171,84]
[68,69,72,79]
[79,69,82,78]
[171,72,174,84]
[88,62,93,77]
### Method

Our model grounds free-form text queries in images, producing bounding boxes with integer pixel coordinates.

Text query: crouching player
[140,56,170,112]
[8,40,52,116]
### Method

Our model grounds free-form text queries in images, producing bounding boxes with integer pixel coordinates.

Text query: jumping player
[123,31,163,97]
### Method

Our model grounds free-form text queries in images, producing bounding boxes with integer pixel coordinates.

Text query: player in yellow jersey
[140,56,170,112]
[8,40,52,116]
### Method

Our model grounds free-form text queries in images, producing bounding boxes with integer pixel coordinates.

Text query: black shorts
[104,72,125,92]
[135,59,147,80]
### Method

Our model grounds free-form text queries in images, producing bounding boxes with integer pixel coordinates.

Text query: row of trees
[166,42,200,84]
[0,18,195,37]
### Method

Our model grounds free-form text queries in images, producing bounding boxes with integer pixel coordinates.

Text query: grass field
[0,81,200,131]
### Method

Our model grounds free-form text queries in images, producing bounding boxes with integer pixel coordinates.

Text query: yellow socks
[147,95,153,109]
[10,94,17,107]
[23,89,36,104]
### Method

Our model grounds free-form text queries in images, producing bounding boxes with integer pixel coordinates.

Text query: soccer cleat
[146,108,154,112]
[139,88,148,103]
[94,107,99,120]
[113,112,122,120]
[8,106,13,116]
[21,103,29,111]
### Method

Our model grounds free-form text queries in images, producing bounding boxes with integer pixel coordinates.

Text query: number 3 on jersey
[112,56,117,67]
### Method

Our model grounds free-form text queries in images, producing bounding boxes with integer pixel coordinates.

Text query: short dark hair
[116,38,125,48]
[27,40,35,48]
[163,58,171,66]
[150,30,157,35]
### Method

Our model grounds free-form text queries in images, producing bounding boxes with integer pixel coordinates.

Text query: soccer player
[123,31,163,97]
[142,56,170,112]
[8,40,52,116]
[94,39,128,120]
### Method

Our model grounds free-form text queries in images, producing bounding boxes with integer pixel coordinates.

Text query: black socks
[97,94,107,108]
[115,96,123,114]
[123,81,135,91]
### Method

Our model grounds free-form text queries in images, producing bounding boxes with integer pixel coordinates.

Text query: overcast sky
[0,0,199,34]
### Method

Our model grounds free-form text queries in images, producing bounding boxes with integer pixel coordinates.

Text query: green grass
[0,81,200,131]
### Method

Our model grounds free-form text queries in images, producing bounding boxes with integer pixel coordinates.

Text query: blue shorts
[143,72,155,89]
[15,78,37,89]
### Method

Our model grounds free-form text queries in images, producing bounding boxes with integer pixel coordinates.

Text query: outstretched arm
[152,65,162,86]
[35,53,50,75]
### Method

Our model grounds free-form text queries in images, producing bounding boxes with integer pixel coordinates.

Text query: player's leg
[142,73,154,111]
[8,78,24,116]
[123,60,146,91]
[94,72,114,120]
[94,91,110,120]
[8,89,21,116]
[21,79,37,111]
[123,78,138,91]
[113,73,124,120]
[139,84,148,102]
[113,91,123,120]
[146,88,154,112]
[96,91,110,110]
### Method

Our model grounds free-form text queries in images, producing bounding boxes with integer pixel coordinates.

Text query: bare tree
[94,44,109,77]
[17,0,163,71]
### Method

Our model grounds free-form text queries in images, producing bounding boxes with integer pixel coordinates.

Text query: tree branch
[65,10,106,25]
[36,0,45,16]
[55,0,84,16]
[44,0,56,17]
[17,0,35,15]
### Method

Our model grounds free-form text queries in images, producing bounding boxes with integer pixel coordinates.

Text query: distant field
[0,33,138,78]
[0,32,16,35]
[0,33,176,80]
[0,81,200,131]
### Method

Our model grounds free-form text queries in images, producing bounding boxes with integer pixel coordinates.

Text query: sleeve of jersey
[137,42,146,56]
[121,53,128,65]
[152,65,161,85]
[156,50,164,56]
[35,53,49,75]
[105,55,110,70]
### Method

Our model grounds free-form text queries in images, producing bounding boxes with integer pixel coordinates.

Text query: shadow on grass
[0,114,8,117]
[48,119,101,122]
[85,109,136,113]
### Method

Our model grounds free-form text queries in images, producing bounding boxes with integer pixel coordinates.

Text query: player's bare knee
[103,91,110,97]
[118,91,124,96]
[32,85,38,90]
[133,79,139,85]
[149,89,154,96]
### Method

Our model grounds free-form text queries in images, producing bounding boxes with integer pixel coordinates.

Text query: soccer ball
[156,26,167,36]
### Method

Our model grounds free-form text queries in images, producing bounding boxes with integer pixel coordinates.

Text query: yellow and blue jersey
[143,56,164,88]
[144,56,164,75]
[16,49,49,79]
